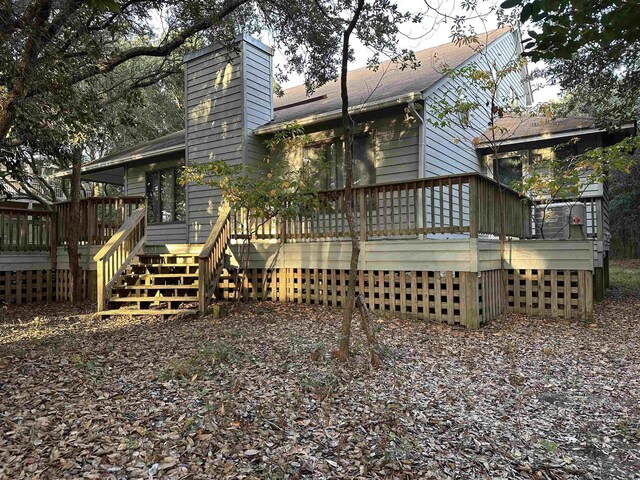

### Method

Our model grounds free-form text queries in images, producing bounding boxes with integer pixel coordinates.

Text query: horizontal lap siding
[186,40,273,244]
[236,239,476,272]
[478,239,594,271]
[125,157,187,244]
[423,33,526,231]
[244,41,273,169]
[288,115,419,184]
[186,46,244,243]
[375,117,419,183]
[0,252,51,271]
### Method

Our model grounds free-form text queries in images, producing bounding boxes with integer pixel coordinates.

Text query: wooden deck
[0,174,598,324]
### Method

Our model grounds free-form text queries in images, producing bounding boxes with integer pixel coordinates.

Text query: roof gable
[269,28,512,126]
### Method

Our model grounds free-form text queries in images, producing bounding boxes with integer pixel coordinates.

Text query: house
[0,28,604,325]
[475,115,636,300]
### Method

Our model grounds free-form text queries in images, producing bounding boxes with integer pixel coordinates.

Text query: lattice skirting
[216,267,594,326]
[0,270,54,304]
[216,268,490,328]
[505,269,593,320]
[0,269,98,305]
[55,269,97,302]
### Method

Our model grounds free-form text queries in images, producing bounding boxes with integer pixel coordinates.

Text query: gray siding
[285,114,419,184]
[125,156,187,244]
[185,37,273,243]
[423,31,527,177]
[243,39,273,170]
[421,31,527,234]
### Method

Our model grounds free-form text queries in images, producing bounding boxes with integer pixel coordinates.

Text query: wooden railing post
[93,207,147,313]
[279,217,287,245]
[359,188,367,242]
[49,212,58,302]
[469,175,479,238]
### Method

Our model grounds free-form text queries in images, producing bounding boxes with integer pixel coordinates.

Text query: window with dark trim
[302,135,375,189]
[493,155,524,187]
[145,167,186,224]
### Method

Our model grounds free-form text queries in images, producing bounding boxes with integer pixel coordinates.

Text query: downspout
[409,100,426,238]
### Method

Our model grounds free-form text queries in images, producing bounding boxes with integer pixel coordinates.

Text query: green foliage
[518,136,640,202]
[428,55,530,139]
[501,0,640,61]
[503,0,640,126]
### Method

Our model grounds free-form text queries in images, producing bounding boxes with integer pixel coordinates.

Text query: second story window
[146,166,186,224]
[302,134,375,189]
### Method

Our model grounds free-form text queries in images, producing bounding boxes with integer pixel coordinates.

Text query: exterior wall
[478,239,594,271]
[125,155,187,244]
[236,238,594,273]
[283,113,420,185]
[184,36,273,244]
[422,30,527,178]
[244,40,273,168]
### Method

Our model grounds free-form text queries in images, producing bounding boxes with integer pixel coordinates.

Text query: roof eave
[255,92,423,135]
[52,143,186,179]
[474,123,636,150]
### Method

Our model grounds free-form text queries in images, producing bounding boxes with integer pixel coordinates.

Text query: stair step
[98,309,198,317]
[132,263,199,268]
[110,296,198,302]
[122,273,199,279]
[114,285,197,290]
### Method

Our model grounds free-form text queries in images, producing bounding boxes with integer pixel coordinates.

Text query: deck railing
[55,196,145,246]
[0,207,56,252]
[199,203,233,314]
[93,207,147,311]
[276,173,531,242]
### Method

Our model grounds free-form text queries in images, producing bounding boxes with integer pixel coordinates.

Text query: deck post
[279,218,287,245]
[48,212,58,302]
[359,188,367,242]
[469,175,479,238]
[460,271,480,329]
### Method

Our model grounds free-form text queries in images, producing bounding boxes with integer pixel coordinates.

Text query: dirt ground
[1,270,639,479]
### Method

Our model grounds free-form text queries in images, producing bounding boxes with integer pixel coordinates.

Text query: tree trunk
[337,0,365,363]
[68,151,83,302]
[356,294,383,367]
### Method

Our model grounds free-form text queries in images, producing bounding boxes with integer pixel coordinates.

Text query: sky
[267,0,560,104]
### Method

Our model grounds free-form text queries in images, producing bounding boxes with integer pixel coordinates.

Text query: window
[146,167,186,224]
[302,135,375,189]
[493,155,524,187]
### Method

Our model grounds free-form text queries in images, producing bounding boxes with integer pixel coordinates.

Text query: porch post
[469,175,479,238]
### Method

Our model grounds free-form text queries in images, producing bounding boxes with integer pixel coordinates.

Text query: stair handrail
[93,206,147,312]
[198,202,233,314]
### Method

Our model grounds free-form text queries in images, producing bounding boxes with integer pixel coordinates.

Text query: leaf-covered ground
[1,278,639,479]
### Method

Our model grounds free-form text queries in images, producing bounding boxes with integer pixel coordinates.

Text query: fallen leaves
[0,295,639,479]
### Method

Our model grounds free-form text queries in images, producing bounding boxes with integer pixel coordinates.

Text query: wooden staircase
[97,253,201,318]
[94,203,234,318]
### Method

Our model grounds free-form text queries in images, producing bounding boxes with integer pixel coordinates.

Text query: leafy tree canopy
[501,0,640,125]
[501,0,640,61]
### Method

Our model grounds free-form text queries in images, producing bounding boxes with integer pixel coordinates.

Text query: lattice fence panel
[505,269,593,320]
[55,269,97,302]
[216,268,467,326]
[0,270,53,305]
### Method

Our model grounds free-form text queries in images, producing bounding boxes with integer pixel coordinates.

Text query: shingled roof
[81,130,185,173]
[262,27,512,129]
[475,116,610,147]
